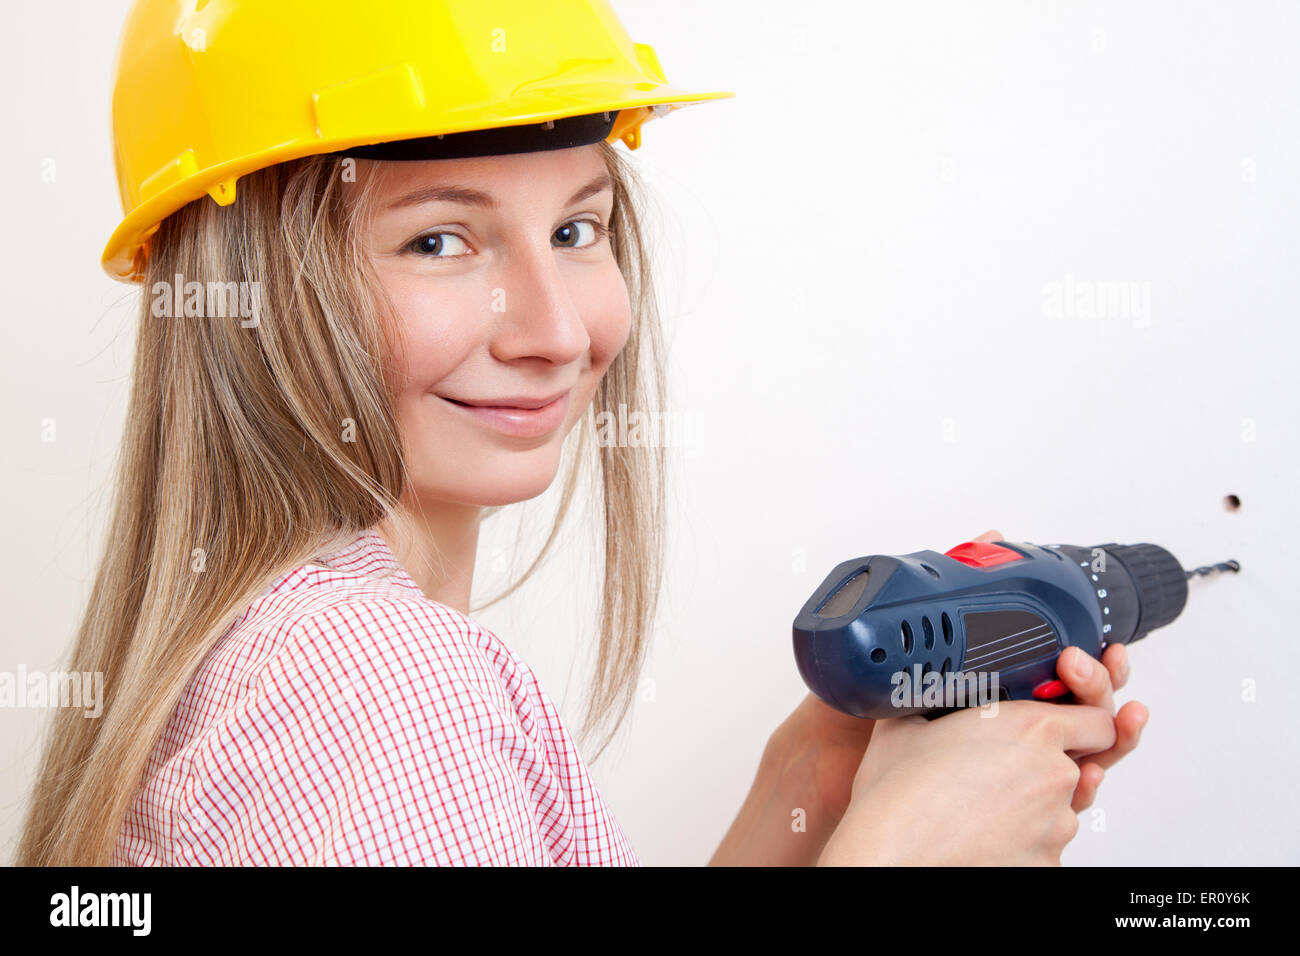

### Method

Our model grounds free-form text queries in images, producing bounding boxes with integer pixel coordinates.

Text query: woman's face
[360,145,631,508]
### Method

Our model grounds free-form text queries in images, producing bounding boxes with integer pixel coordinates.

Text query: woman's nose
[488,244,592,367]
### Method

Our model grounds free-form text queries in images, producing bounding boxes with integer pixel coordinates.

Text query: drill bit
[1184,559,1241,580]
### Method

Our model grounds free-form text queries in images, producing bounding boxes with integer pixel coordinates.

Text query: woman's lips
[438,391,571,439]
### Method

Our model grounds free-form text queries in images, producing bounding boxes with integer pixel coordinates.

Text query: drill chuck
[1052,543,1188,645]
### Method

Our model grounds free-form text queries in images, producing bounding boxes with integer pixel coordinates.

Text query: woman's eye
[554,219,609,249]
[406,221,608,258]
[406,232,471,257]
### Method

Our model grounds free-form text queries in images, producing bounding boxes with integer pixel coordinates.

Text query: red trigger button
[1032,679,1070,700]
[944,541,1024,569]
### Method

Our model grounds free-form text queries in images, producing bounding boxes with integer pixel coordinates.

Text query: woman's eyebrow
[385,172,613,211]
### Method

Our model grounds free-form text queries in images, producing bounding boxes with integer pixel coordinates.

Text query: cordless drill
[792,539,1239,719]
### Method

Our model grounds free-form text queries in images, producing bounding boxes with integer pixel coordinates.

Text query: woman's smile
[435,388,572,439]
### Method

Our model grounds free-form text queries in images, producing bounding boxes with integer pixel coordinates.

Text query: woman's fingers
[1074,700,1149,772]
[1101,642,1130,692]
[1057,645,1115,717]
[1071,762,1105,812]
[973,529,1004,542]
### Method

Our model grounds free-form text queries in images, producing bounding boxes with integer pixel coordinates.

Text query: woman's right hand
[816,646,1143,866]
[816,702,1107,865]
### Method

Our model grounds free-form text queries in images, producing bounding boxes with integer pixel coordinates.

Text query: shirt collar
[317,527,426,596]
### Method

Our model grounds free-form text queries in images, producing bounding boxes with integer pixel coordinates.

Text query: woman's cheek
[385,275,484,387]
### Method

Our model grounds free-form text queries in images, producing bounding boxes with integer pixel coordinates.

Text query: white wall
[2,0,1296,865]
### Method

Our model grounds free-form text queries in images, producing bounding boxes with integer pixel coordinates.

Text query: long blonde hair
[17,141,665,866]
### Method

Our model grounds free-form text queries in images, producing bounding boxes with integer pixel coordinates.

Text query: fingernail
[1073,650,1093,679]
[1120,649,1131,682]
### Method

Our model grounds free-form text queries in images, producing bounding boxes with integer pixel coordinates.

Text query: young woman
[19,0,1147,866]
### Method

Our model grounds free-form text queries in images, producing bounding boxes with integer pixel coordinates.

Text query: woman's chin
[471,476,557,507]
[418,458,563,508]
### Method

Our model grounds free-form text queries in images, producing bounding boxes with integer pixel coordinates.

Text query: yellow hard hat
[102,0,734,282]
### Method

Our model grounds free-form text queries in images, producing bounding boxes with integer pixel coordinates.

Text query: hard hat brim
[100,91,733,283]
[334,110,619,161]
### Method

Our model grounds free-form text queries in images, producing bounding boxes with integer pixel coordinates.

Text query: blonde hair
[17,141,665,866]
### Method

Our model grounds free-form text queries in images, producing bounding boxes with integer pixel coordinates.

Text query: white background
[2,0,1297,865]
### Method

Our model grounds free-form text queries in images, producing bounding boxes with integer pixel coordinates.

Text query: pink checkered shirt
[113,529,639,866]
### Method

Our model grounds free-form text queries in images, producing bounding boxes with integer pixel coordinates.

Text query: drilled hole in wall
[1224,494,1241,512]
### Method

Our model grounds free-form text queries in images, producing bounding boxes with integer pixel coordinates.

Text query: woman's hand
[1053,640,1149,811]
[765,691,877,823]
[819,694,1116,865]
